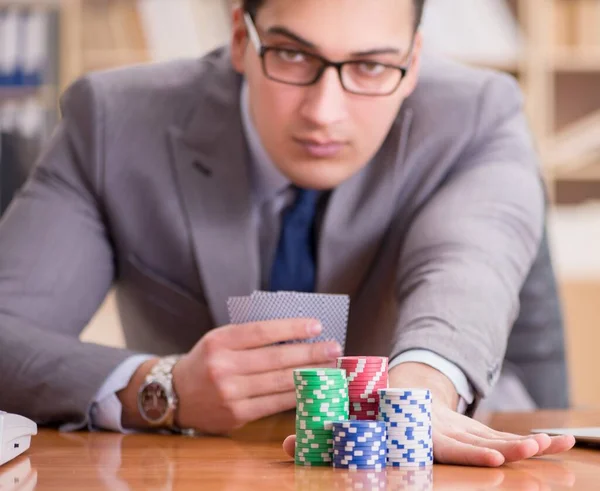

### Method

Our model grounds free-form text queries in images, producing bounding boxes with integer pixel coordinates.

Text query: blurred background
[0,0,599,408]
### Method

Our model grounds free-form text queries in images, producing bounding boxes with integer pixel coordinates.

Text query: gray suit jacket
[0,48,567,426]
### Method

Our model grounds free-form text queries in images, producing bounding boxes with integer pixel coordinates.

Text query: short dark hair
[242,0,427,31]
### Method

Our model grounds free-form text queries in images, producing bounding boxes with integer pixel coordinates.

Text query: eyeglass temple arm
[243,12,262,51]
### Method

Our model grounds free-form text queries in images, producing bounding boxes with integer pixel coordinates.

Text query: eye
[356,62,386,76]
[275,49,307,63]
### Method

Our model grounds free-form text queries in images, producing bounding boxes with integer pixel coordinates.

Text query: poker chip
[294,368,349,466]
[378,388,433,468]
[331,420,388,470]
[337,357,389,421]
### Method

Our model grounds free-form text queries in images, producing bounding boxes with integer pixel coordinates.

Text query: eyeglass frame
[243,12,414,97]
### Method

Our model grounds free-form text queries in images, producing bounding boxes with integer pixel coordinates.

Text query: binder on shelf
[419,0,522,68]
[0,5,51,88]
[0,98,46,216]
[0,7,21,87]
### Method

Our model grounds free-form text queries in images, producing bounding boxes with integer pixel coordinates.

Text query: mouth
[294,138,347,158]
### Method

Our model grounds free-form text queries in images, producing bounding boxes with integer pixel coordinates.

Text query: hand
[169,318,341,435]
[282,363,576,467]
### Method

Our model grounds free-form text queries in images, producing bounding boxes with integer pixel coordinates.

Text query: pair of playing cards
[227,291,349,349]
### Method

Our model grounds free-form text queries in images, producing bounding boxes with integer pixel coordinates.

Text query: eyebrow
[265,26,404,58]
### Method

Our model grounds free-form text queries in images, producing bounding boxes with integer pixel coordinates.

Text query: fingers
[434,433,505,467]
[469,421,552,454]
[235,341,342,374]
[234,391,296,424]
[215,318,322,350]
[283,435,296,458]
[470,424,574,456]
[451,432,540,463]
[537,435,576,455]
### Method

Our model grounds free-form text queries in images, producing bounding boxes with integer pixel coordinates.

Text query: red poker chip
[347,378,387,384]
[340,361,387,367]
[348,386,387,393]
[338,363,387,370]
[347,381,388,388]
[348,394,383,400]
[341,366,388,373]
[340,365,387,371]
[338,359,388,366]
[346,375,388,381]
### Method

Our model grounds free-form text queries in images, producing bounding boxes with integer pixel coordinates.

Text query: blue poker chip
[380,402,431,412]
[388,460,432,468]
[386,443,433,451]
[339,443,386,452]
[333,433,385,441]
[387,456,433,463]
[378,389,431,398]
[385,421,431,428]
[378,408,432,418]
[333,434,386,444]
[333,457,387,466]
[333,421,386,430]
[333,450,387,458]
[333,463,385,470]
[387,434,431,442]
[385,429,432,435]
[335,443,387,451]
[378,416,431,424]
[387,451,434,458]
[337,435,386,443]
[386,427,432,435]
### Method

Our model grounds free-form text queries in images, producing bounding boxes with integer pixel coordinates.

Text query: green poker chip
[295,459,332,467]
[294,368,346,376]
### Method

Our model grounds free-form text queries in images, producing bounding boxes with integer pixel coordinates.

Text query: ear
[230,6,247,74]
[400,30,423,98]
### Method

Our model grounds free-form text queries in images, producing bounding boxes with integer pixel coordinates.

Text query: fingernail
[307,321,322,335]
[327,343,342,358]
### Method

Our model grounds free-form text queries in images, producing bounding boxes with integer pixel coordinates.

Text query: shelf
[552,48,600,72]
[0,85,56,100]
[455,58,524,73]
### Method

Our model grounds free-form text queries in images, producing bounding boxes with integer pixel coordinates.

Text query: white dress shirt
[87,82,473,432]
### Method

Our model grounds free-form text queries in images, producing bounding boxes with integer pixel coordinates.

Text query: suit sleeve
[0,77,137,426]
[392,74,545,400]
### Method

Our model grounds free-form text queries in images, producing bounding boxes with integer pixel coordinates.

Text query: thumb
[283,434,296,458]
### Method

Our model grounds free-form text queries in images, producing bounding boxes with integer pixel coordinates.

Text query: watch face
[140,381,170,423]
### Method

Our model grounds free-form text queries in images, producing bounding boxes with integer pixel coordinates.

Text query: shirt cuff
[388,349,475,414]
[89,354,155,433]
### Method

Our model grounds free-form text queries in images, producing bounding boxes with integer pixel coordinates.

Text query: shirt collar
[240,81,290,201]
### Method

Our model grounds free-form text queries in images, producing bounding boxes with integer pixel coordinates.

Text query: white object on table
[0,411,37,466]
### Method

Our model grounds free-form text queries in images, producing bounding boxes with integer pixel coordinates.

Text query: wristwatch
[137,355,182,430]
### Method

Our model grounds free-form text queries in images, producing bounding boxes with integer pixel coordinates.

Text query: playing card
[227,291,349,350]
[227,296,251,324]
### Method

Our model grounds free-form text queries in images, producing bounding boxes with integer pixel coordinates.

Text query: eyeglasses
[243,12,411,97]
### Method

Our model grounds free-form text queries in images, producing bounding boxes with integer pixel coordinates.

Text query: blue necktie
[269,187,319,292]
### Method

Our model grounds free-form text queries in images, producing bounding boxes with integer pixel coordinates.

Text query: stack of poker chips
[293,368,349,466]
[337,356,388,420]
[377,388,433,468]
[331,421,387,470]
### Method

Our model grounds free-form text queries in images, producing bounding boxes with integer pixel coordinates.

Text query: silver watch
[137,355,182,430]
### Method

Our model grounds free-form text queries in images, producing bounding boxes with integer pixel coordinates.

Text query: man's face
[231,0,422,190]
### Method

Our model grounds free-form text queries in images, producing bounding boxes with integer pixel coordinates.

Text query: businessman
[0,0,574,466]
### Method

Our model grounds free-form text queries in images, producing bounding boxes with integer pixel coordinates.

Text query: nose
[299,67,348,127]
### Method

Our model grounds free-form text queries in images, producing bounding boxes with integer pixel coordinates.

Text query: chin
[283,165,360,190]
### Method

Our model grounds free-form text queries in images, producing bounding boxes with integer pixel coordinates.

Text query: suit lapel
[317,108,414,298]
[167,57,259,328]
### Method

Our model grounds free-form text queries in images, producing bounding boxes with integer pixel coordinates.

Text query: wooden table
[2,410,600,490]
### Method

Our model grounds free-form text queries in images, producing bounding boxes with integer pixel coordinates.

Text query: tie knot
[290,187,319,222]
